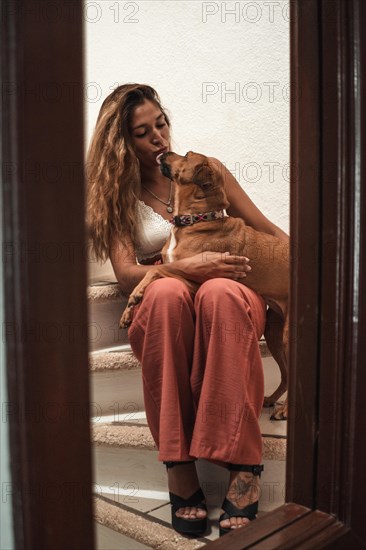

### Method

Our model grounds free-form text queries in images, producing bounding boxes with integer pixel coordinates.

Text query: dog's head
[159,151,229,212]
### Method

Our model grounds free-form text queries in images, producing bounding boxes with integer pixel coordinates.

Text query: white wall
[84,0,289,281]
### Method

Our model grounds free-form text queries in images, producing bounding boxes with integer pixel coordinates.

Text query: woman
[87,83,289,537]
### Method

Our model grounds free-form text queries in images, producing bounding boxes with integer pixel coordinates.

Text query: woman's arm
[209,157,289,241]
[110,233,252,293]
[109,234,158,295]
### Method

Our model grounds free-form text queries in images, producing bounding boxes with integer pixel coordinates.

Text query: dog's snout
[159,153,173,179]
[160,151,173,163]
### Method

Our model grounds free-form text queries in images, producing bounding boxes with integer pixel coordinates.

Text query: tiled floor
[146,459,285,542]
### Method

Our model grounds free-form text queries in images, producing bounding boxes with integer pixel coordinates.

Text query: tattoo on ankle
[228,473,258,503]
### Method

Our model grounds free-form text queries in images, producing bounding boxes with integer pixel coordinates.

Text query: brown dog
[120,151,289,420]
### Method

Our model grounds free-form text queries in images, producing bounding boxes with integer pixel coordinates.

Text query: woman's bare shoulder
[206,156,281,236]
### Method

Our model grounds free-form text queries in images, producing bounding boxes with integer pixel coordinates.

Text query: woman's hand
[179,251,252,284]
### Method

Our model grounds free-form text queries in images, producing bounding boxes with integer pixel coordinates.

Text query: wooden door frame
[1,1,95,548]
[2,0,365,548]
[206,0,366,547]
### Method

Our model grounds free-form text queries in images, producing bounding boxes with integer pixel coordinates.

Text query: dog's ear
[192,163,213,190]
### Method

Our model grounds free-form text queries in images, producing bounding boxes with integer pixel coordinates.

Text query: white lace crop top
[134,200,172,263]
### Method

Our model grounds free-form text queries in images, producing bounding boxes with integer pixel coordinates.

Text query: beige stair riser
[90,354,287,438]
[88,300,129,351]
[88,257,116,286]
[93,446,285,511]
[91,368,145,418]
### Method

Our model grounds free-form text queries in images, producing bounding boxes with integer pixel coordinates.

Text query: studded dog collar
[170,210,227,227]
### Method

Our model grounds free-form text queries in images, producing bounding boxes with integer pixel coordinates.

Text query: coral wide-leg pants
[128,277,266,465]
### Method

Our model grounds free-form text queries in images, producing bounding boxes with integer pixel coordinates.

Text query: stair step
[93,446,285,542]
[88,283,125,304]
[90,348,287,439]
[91,418,286,516]
[92,408,287,439]
[87,283,275,354]
[96,522,152,549]
[93,411,148,425]
[92,423,286,459]
[94,496,206,549]
[89,341,271,368]
[90,348,140,371]
[89,283,287,544]
[93,424,155,450]
[88,256,117,286]
[90,348,144,417]
[88,284,128,351]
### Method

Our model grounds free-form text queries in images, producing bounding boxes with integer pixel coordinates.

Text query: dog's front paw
[119,294,143,329]
[120,306,133,329]
[270,401,288,421]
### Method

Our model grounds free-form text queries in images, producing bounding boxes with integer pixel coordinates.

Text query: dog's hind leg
[263,307,288,419]
[269,313,289,421]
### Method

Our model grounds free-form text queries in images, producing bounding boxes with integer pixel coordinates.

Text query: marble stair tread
[97,490,169,515]
[94,496,206,549]
[93,446,168,513]
[92,444,285,509]
[94,455,285,543]
[93,411,148,425]
[93,429,285,540]
[149,504,271,542]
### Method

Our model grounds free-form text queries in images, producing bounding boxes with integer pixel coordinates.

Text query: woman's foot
[219,470,260,531]
[166,461,207,521]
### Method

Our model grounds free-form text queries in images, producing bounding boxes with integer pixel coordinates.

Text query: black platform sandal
[163,460,208,537]
[219,464,264,537]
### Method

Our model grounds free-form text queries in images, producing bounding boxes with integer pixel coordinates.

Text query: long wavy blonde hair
[86,83,171,262]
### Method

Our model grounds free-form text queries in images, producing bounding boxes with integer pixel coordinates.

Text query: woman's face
[129,100,170,169]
